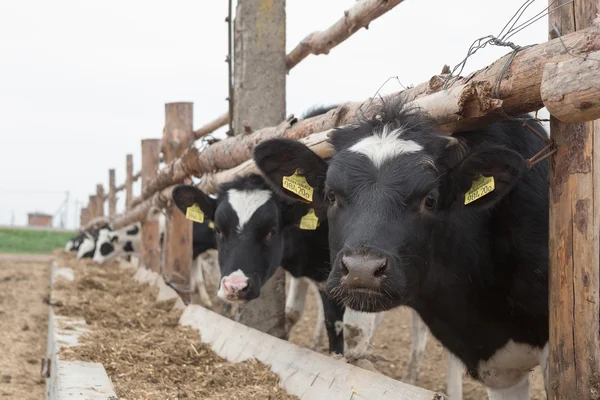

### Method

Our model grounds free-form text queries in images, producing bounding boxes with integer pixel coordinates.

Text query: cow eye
[214,226,222,236]
[265,228,277,240]
[326,190,336,205]
[422,192,437,210]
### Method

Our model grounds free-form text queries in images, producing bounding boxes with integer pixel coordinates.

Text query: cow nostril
[373,259,387,278]
[340,256,350,275]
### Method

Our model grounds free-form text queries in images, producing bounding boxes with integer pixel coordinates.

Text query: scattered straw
[53,252,297,400]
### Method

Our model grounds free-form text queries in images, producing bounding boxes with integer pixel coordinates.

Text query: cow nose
[340,253,388,289]
[218,270,250,302]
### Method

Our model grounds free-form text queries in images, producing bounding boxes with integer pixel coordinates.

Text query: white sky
[0,0,550,229]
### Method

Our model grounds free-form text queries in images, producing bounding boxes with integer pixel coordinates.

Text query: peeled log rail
[186,0,407,142]
[193,112,229,140]
[286,0,406,70]
[139,24,600,201]
[541,49,600,123]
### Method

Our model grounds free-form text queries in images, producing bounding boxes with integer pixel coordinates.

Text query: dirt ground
[53,252,297,400]
[288,285,547,400]
[0,256,50,400]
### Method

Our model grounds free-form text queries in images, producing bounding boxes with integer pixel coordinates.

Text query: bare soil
[288,285,547,400]
[53,252,297,400]
[0,256,50,400]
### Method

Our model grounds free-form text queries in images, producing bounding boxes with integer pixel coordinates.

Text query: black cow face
[254,99,525,313]
[173,175,300,304]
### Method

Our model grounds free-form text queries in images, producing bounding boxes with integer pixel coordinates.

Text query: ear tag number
[464,175,495,205]
[299,208,319,230]
[186,203,205,223]
[208,221,214,229]
[282,169,314,202]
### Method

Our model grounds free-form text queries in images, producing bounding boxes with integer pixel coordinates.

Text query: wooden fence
[76,0,600,398]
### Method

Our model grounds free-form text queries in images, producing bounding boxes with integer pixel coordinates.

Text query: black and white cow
[92,223,143,264]
[75,224,113,259]
[253,98,549,399]
[171,174,348,353]
[66,223,111,253]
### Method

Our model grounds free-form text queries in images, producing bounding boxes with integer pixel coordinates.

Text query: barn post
[108,169,117,217]
[96,184,105,217]
[232,0,287,338]
[141,139,161,272]
[162,103,194,284]
[548,0,600,398]
[126,154,134,209]
[88,195,97,219]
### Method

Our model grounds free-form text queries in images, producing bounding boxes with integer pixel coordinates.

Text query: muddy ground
[288,284,546,400]
[0,256,50,400]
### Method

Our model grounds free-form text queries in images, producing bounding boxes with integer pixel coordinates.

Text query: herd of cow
[65,99,550,400]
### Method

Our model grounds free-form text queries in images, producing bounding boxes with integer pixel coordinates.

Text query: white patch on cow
[76,237,95,259]
[65,240,73,251]
[486,377,530,400]
[285,276,309,332]
[335,320,344,336]
[403,310,429,384]
[477,340,541,390]
[343,309,383,358]
[311,282,326,350]
[227,189,272,231]
[538,342,549,396]
[446,352,464,400]
[349,126,423,168]
[217,269,249,302]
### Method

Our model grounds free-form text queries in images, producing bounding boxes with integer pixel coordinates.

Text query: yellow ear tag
[208,221,214,229]
[282,169,314,202]
[185,204,204,223]
[464,175,495,205]
[299,208,319,230]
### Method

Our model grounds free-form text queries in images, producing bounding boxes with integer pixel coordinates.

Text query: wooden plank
[108,169,116,217]
[88,195,97,219]
[126,154,133,209]
[95,184,105,218]
[162,103,194,286]
[141,139,161,272]
[548,1,600,399]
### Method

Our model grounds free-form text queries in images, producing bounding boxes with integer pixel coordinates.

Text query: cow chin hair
[327,279,404,313]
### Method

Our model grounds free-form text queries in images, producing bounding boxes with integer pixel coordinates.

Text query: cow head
[254,98,526,313]
[92,224,140,264]
[172,175,312,303]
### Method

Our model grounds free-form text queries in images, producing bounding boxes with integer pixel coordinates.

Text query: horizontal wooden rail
[137,24,600,201]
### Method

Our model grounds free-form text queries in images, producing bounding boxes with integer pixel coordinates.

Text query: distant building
[27,212,53,228]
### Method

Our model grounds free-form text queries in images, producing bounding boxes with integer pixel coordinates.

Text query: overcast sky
[0,0,550,229]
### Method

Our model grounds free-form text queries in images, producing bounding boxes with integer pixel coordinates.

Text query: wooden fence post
[548,0,600,398]
[126,154,134,209]
[88,195,97,219]
[232,0,287,338]
[141,139,161,272]
[80,207,89,228]
[96,184,105,217]
[162,103,194,284]
[108,169,117,217]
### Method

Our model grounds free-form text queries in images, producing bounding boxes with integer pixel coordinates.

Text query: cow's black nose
[340,253,388,289]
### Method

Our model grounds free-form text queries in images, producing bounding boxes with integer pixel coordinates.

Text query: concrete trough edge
[47,262,118,400]
[129,263,446,400]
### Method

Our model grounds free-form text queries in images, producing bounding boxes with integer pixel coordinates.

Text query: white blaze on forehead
[227,189,272,231]
[349,126,423,168]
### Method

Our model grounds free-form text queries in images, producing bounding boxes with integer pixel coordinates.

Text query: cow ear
[450,147,525,210]
[253,138,329,210]
[171,185,216,220]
